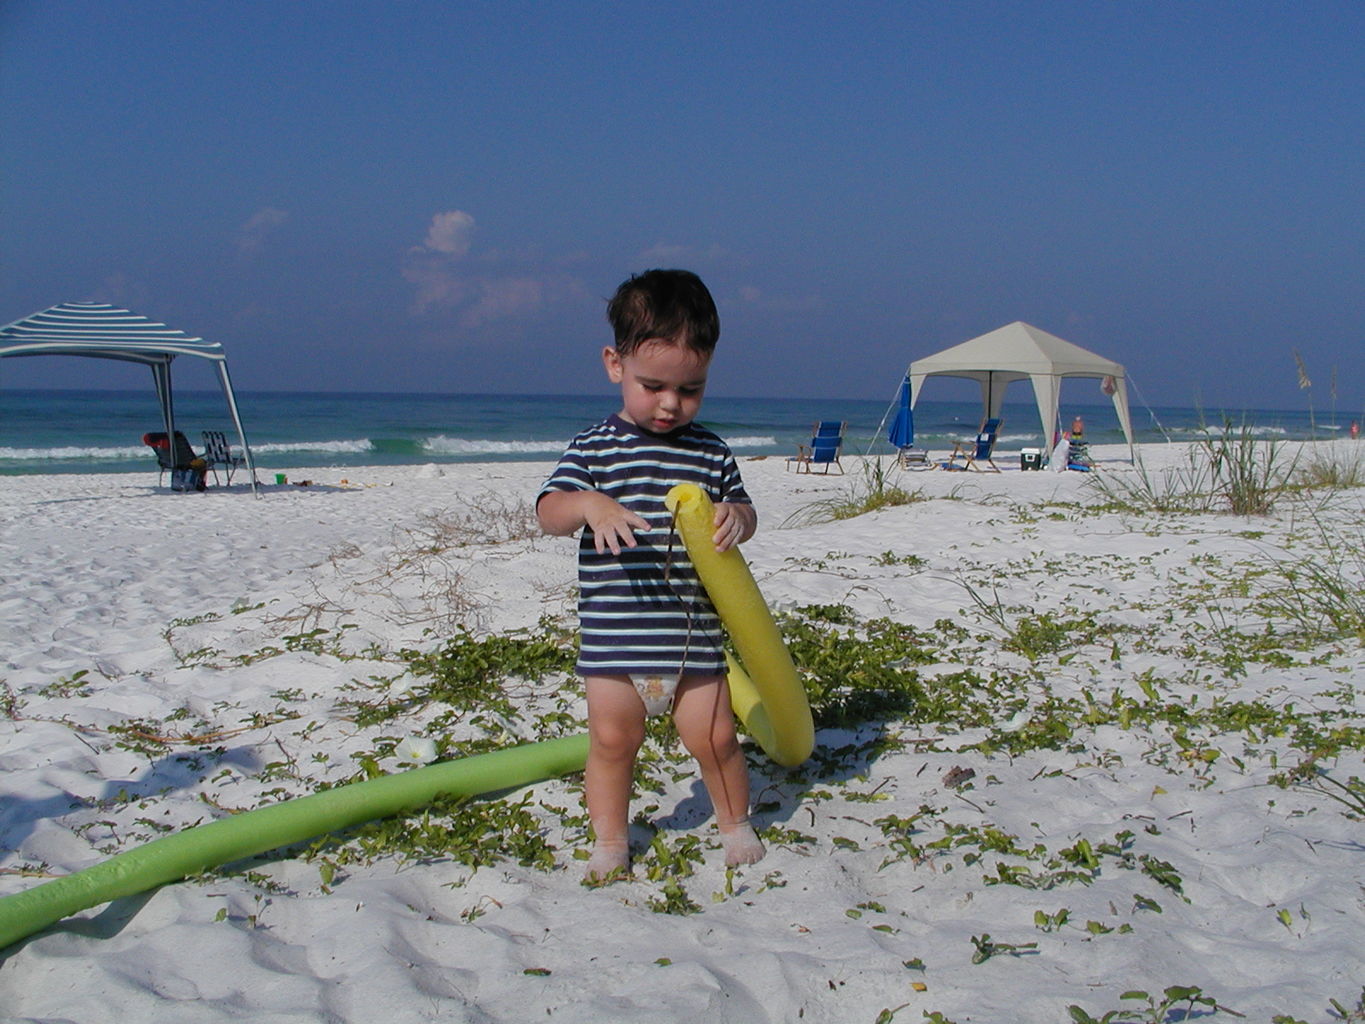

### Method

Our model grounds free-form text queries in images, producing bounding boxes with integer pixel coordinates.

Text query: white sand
[1,443,1362,1022]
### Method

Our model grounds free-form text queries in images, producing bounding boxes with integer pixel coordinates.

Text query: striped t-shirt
[539,414,752,677]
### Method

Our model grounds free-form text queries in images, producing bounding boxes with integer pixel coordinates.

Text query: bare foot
[583,839,630,884]
[718,819,766,867]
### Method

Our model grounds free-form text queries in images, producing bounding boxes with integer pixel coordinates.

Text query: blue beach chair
[942,418,1002,472]
[787,420,846,474]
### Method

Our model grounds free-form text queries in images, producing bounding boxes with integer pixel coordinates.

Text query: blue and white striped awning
[1,301,260,493]
[0,302,227,365]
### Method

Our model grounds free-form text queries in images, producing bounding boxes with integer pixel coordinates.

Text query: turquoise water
[0,388,1345,475]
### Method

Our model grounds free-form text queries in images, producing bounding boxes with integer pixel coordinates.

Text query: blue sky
[2,1,1362,413]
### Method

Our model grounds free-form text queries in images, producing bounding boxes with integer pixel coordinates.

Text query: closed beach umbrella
[888,375,914,448]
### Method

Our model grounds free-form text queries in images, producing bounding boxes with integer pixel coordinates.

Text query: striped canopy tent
[0,302,259,493]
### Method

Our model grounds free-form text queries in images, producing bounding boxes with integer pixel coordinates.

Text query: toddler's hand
[712,502,757,553]
[585,495,650,555]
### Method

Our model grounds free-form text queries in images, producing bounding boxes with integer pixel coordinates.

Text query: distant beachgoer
[1351,420,1360,440]
[537,269,765,882]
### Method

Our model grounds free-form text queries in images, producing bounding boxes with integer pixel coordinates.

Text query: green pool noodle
[0,733,589,951]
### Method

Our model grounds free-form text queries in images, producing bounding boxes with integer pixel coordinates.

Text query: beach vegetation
[1067,984,1228,1023]
[969,932,1038,963]
[771,551,867,579]
[301,790,560,879]
[0,681,20,718]
[302,501,542,638]
[36,669,93,700]
[872,550,929,569]
[339,618,576,728]
[1251,514,1365,646]
[1197,415,1296,514]
[324,496,545,634]
[167,610,222,629]
[784,458,928,525]
[1002,611,1102,660]
[1328,987,1365,1022]
[1270,751,1365,821]
[1089,417,1302,515]
[1293,445,1365,489]
[638,841,704,912]
[1087,447,1216,515]
[1036,908,1077,933]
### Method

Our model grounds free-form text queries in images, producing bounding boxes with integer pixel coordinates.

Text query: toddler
[537,269,766,881]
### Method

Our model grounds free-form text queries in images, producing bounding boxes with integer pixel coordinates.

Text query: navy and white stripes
[0,303,226,363]
[541,414,751,677]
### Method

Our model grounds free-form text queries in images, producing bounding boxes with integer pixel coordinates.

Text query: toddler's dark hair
[606,269,719,356]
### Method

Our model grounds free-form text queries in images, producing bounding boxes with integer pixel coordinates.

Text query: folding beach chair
[942,418,1002,472]
[898,445,932,470]
[887,376,931,469]
[142,431,207,491]
[786,420,846,474]
[201,430,246,485]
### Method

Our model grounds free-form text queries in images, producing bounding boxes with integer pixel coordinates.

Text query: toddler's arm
[713,501,757,553]
[537,490,650,555]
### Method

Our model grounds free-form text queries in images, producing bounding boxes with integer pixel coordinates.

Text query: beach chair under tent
[201,430,246,485]
[142,431,207,491]
[787,420,846,474]
[942,418,1002,472]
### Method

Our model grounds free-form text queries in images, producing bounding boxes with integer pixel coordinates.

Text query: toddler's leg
[583,676,646,881]
[673,675,766,867]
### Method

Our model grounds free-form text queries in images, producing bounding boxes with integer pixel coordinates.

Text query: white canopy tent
[0,302,259,493]
[908,321,1134,456]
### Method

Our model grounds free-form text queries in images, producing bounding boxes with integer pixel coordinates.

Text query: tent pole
[216,361,260,496]
[153,360,175,456]
[863,374,908,458]
[1111,378,1136,462]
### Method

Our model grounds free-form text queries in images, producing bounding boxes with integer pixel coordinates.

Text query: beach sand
[1,442,1361,1022]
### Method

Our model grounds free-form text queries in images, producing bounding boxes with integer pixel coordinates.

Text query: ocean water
[0,388,1347,476]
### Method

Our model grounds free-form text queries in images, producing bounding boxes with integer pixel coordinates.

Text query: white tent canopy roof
[0,302,259,491]
[908,321,1134,453]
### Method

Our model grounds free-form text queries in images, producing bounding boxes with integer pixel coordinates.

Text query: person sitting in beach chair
[1065,415,1094,471]
[942,418,1002,472]
[786,420,845,474]
[142,431,207,492]
[201,430,246,486]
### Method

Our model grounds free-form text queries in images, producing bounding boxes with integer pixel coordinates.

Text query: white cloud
[402,210,586,327]
[422,210,475,257]
[403,252,474,315]
[461,277,545,329]
[236,207,288,256]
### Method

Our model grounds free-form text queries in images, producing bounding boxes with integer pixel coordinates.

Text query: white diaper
[632,674,679,716]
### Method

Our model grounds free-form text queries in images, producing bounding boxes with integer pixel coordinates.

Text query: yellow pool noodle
[664,484,814,767]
